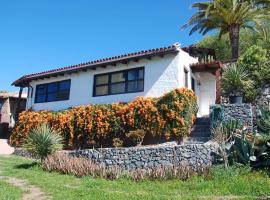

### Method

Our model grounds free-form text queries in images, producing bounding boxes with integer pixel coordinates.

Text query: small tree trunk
[229,24,240,60]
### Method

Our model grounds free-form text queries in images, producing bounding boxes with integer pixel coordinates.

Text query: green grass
[0,155,270,200]
[0,179,23,200]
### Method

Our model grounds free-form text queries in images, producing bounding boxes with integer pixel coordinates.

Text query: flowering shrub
[10,88,197,149]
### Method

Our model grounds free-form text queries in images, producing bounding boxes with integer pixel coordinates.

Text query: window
[184,68,189,88]
[35,80,71,103]
[93,67,144,96]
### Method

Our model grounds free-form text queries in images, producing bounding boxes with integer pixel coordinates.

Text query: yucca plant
[221,64,253,99]
[23,124,63,161]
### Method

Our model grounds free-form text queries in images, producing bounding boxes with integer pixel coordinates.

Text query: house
[12,43,222,117]
[0,92,26,138]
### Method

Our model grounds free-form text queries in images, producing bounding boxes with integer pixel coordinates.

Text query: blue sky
[0,0,205,91]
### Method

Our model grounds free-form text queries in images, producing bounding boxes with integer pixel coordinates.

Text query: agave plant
[212,120,243,169]
[221,64,253,97]
[233,130,257,165]
[212,120,270,168]
[23,124,63,161]
[257,102,270,135]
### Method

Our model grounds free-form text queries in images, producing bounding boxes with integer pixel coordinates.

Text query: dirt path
[0,176,49,200]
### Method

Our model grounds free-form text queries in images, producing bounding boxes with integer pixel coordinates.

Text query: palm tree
[183,0,270,59]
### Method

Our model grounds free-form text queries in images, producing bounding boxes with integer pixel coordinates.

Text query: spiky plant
[23,124,63,161]
[182,0,270,59]
[257,102,270,135]
[221,64,253,97]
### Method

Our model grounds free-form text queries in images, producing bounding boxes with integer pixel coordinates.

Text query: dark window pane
[111,72,125,83]
[57,90,70,100]
[95,85,108,96]
[95,75,109,85]
[36,94,46,103]
[47,93,57,102]
[93,68,144,97]
[128,69,143,81]
[36,85,46,94]
[47,83,58,93]
[127,80,144,92]
[111,83,125,94]
[35,79,71,103]
[59,80,71,90]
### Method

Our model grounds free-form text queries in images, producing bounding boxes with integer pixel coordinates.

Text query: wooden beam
[121,61,128,65]
[159,54,164,58]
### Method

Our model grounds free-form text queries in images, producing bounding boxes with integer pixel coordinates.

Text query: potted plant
[221,64,253,104]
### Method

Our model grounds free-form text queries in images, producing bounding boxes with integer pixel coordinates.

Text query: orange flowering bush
[10,88,197,149]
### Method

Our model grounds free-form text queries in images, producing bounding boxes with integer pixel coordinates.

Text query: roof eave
[12,48,179,87]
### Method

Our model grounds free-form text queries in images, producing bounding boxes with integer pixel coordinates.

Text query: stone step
[191,124,211,137]
[192,124,210,131]
[182,137,210,144]
[190,132,210,138]
[195,117,210,125]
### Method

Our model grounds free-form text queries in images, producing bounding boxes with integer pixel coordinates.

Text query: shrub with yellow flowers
[10,88,197,149]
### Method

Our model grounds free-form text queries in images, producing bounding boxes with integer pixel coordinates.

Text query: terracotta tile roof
[13,43,181,87]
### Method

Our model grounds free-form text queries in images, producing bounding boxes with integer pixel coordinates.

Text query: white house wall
[27,50,197,111]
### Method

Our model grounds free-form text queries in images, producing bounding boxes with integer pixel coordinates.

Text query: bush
[42,153,210,180]
[221,64,253,97]
[237,45,270,102]
[22,124,63,160]
[10,88,197,149]
[238,45,269,84]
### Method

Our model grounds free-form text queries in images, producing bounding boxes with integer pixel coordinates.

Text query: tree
[183,0,270,59]
[197,29,269,61]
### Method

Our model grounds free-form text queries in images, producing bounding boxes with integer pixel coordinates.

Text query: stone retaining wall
[222,104,253,128]
[71,143,218,170]
[210,104,253,129]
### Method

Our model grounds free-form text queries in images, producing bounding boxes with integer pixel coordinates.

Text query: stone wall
[222,104,253,128]
[210,104,253,129]
[71,143,218,170]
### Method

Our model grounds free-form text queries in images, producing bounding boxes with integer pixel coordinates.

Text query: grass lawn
[0,155,269,200]
[0,179,23,200]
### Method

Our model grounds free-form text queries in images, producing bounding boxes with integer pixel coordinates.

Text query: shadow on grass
[15,162,39,169]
